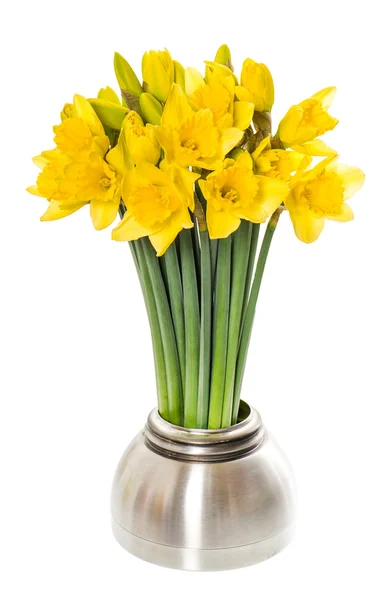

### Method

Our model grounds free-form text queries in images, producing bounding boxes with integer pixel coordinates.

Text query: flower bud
[60,103,74,121]
[140,93,163,125]
[89,98,129,130]
[235,59,274,112]
[114,52,143,98]
[173,60,185,91]
[142,49,174,102]
[97,86,120,105]
[214,44,233,71]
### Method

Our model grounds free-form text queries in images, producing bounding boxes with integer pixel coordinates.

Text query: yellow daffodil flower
[277,87,338,151]
[235,59,274,113]
[53,114,109,161]
[199,152,289,238]
[28,151,123,229]
[28,95,128,229]
[57,155,123,229]
[285,155,365,243]
[156,83,243,171]
[112,163,199,255]
[28,151,73,202]
[118,110,160,165]
[252,137,310,182]
[185,66,254,131]
[142,49,174,103]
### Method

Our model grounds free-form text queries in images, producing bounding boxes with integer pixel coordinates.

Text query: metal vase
[111,401,296,571]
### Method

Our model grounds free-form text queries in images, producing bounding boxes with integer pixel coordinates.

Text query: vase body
[111,401,296,571]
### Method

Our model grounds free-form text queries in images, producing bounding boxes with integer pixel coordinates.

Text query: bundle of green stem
[122,201,282,430]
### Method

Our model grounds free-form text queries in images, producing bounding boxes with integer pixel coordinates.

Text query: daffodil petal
[328,203,354,222]
[278,106,305,145]
[162,83,194,128]
[90,199,119,230]
[334,165,365,201]
[312,86,336,109]
[257,176,289,210]
[135,162,170,186]
[112,213,157,241]
[106,131,133,176]
[184,67,204,97]
[27,185,44,197]
[32,155,49,169]
[235,150,253,170]
[73,94,105,137]
[234,86,254,104]
[155,127,177,164]
[220,127,244,156]
[233,101,254,130]
[149,208,193,256]
[236,177,287,223]
[40,201,87,221]
[206,204,241,239]
[290,211,325,243]
[251,136,271,160]
[291,139,336,157]
[165,164,199,211]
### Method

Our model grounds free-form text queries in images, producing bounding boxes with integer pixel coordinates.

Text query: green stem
[119,204,168,418]
[208,237,231,429]
[179,230,200,428]
[131,240,169,419]
[192,216,201,298]
[196,230,212,429]
[221,222,252,427]
[159,255,170,300]
[141,237,183,425]
[164,243,186,394]
[241,224,260,331]
[232,209,282,423]
[210,238,218,288]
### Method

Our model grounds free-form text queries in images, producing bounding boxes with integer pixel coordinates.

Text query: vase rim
[144,401,265,462]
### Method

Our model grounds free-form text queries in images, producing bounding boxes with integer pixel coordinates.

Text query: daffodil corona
[28,45,365,430]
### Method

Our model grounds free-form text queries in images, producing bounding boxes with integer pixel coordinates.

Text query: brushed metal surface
[111,402,296,571]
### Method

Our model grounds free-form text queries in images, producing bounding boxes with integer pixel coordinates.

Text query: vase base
[111,518,295,571]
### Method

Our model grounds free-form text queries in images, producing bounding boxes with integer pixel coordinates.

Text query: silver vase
[111,401,296,571]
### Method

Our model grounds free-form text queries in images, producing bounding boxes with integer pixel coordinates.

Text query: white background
[1,1,383,598]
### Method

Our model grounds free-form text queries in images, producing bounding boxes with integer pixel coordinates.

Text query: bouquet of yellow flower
[28,45,364,431]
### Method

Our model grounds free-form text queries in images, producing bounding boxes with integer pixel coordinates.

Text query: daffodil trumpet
[28,45,365,429]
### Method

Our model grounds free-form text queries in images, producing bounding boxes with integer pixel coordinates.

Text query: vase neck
[144,401,265,463]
